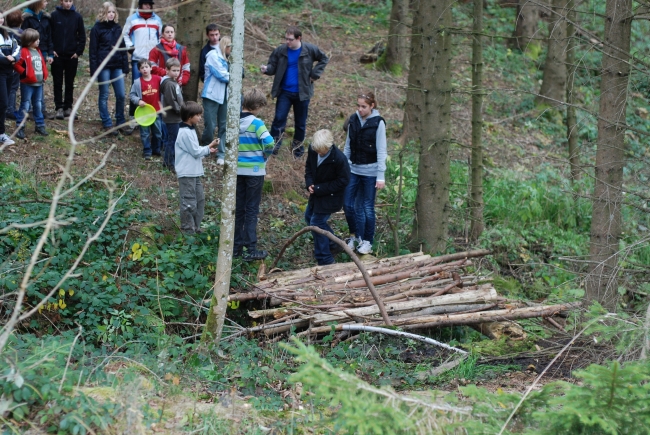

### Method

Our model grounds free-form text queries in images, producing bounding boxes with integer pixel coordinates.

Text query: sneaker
[242,249,268,262]
[345,236,359,251]
[143,155,151,161]
[43,110,55,120]
[357,240,373,255]
[64,108,78,119]
[35,125,48,136]
[216,158,225,165]
[0,133,15,145]
[16,127,25,139]
[55,108,64,119]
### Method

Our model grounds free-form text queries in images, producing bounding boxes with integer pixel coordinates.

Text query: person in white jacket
[175,101,219,234]
[201,36,231,165]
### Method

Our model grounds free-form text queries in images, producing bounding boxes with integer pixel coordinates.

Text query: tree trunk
[511,0,541,54]
[115,0,133,27]
[469,0,484,242]
[177,0,211,101]
[384,0,411,75]
[201,0,246,345]
[586,0,632,310]
[565,0,580,183]
[409,0,453,253]
[536,0,568,106]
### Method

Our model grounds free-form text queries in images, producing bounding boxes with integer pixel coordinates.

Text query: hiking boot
[16,127,25,139]
[243,249,268,262]
[35,125,48,136]
[43,109,55,120]
[357,240,373,255]
[0,133,15,145]
[55,108,65,119]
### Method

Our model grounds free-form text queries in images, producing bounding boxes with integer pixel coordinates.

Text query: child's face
[30,39,40,49]
[139,63,151,76]
[188,113,202,126]
[357,98,374,119]
[106,8,116,21]
[60,0,74,10]
[207,29,220,46]
[166,66,180,80]
[0,16,4,26]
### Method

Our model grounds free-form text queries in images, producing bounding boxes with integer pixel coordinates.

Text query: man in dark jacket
[261,26,329,159]
[50,0,86,119]
[198,23,220,83]
[304,129,350,266]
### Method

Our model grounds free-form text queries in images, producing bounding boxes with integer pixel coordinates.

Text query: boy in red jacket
[14,29,49,139]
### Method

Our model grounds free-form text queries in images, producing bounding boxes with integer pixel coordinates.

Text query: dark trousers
[304,201,336,265]
[164,122,179,169]
[234,175,264,253]
[52,57,79,111]
[270,91,309,151]
[0,70,12,135]
[6,70,18,118]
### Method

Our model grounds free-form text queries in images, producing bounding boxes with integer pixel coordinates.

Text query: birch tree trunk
[536,0,568,106]
[469,0,484,242]
[384,0,411,74]
[177,0,211,101]
[202,0,245,345]
[586,0,632,310]
[409,0,453,253]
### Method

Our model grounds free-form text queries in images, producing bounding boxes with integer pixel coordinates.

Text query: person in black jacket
[304,129,351,266]
[89,2,129,135]
[22,0,54,119]
[198,23,220,83]
[5,11,23,122]
[0,11,19,146]
[50,0,86,119]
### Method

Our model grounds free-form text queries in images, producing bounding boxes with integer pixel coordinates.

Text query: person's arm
[198,45,206,82]
[128,81,141,106]
[149,49,165,77]
[304,148,314,191]
[343,129,351,160]
[375,120,387,188]
[183,134,212,158]
[256,122,274,158]
[206,50,229,83]
[174,84,184,114]
[179,47,190,86]
[313,152,351,196]
[13,54,25,75]
[119,31,129,74]
[262,47,279,76]
[122,15,134,49]
[75,14,86,57]
[309,44,329,80]
[45,21,54,60]
[88,26,98,75]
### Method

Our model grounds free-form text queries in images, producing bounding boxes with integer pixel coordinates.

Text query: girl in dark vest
[148,24,190,86]
[343,92,387,255]
[0,11,19,145]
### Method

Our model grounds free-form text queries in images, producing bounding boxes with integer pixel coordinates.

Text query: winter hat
[138,0,154,7]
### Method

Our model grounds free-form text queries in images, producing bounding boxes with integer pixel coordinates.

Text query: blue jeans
[140,114,163,156]
[97,68,126,128]
[16,84,44,127]
[304,201,336,265]
[164,122,179,169]
[200,97,227,159]
[343,173,377,243]
[270,91,309,150]
[234,175,264,253]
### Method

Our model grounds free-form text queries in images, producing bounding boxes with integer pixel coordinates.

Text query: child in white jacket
[175,101,219,234]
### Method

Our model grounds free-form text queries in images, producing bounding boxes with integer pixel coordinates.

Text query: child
[0,11,19,146]
[234,88,275,262]
[175,101,219,234]
[343,91,387,255]
[304,129,350,266]
[50,0,86,119]
[129,58,163,160]
[160,57,184,172]
[148,24,190,86]
[14,29,49,139]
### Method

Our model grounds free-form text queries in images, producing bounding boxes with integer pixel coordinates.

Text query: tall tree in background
[469,0,484,241]
[586,0,632,310]
[115,0,132,26]
[178,0,211,101]
[384,0,411,74]
[409,0,453,253]
[565,0,580,183]
[536,0,568,106]
[511,0,541,53]
[401,0,421,146]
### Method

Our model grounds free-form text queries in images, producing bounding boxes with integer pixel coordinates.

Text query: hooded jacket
[122,11,162,61]
[304,145,351,214]
[89,20,129,75]
[51,5,86,57]
[21,9,54,58]
[238,112,274,176]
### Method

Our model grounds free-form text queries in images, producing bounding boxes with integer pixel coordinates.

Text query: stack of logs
[228,250,579,339]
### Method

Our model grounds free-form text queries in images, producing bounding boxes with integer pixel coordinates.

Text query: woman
[149,24,190,86]
[89,2,129,135]
[343,92,387,255]
[0,11,19,145]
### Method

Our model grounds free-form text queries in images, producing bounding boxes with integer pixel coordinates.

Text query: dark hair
[165,57,180,69]
[242,88,267,112]
[205,23,219,34]
[358,91,378,109]
[181,101,203,121]
[20,29,40,48]
[138,0,154,7]
[161,24,174,34]
[285,26,302,39]
[6,10,23,29]
[137,58,150,70]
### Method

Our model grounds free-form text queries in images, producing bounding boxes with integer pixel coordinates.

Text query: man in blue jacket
[261,26,329,159]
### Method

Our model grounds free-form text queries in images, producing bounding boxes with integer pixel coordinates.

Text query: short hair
[20,29,40,48]
[137,58,150,70]
[165,57,181,69]
[6,10,23,28]
[161,24,174,34]
[242,88,267,112]
[181,101,203,122]
[205,23,219,34]
[219,36,231,57]
[286,26,302,39]
[97,2,118,22]
[311,129,334,154]
[358,91,378,109]
[34,0,47,12]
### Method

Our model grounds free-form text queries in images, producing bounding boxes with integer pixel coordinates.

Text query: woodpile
[228,250,579,340]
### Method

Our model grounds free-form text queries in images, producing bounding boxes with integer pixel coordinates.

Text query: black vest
[348,115,384,165]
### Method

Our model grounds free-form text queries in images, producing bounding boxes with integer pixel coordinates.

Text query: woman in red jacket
[148,24,189,87]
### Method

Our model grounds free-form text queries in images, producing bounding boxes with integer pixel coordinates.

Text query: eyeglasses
[285,37,296,42]
[359,94,370,100]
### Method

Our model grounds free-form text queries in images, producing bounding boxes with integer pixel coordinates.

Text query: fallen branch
[341,324,467,354]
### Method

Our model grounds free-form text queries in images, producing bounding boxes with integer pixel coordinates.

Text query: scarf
[160,38,179,57]
[139,11,153,19]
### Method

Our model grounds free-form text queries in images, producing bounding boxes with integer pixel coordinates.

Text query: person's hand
[260,64,267,73]
[71,53,78,59]
[53,51,58,57]
[6,55,14,63]
[376,180,385,189]
[308,185,314,194]
[138,100,146,107]
[209,138,220,149]
[47,57,53,65]
[209,147,218,154]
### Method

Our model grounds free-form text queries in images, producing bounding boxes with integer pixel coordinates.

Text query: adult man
[198,23,220,83]
[261,26,329,159]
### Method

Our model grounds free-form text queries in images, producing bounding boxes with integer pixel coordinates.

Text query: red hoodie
[14,47,49,84]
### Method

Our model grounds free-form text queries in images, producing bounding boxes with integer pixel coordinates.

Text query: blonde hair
[311,129,334,154]
[97,2,119,22]
[219,36,232,58]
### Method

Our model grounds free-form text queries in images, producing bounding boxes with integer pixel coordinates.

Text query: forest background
[1,0,650,433]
